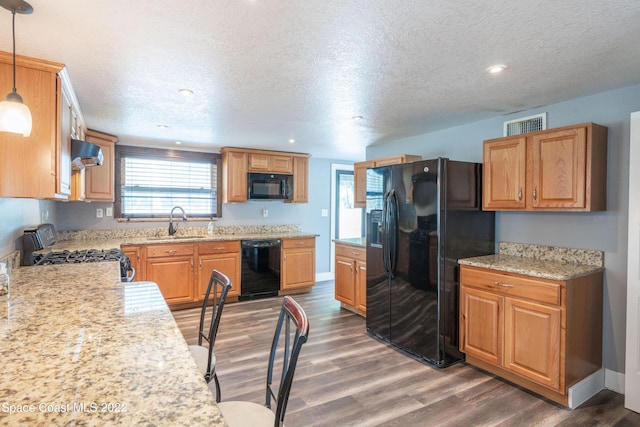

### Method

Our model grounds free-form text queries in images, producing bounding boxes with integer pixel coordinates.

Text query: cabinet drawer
[282,238,315,249]
[198,240,240,255]
[146,243,194,258]
[335,244,366,262]
[461,266,561,306]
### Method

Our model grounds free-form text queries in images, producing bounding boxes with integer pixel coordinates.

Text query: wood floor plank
[172,280,637,427]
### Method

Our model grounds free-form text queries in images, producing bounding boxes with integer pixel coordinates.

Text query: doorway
[330,164,364,273]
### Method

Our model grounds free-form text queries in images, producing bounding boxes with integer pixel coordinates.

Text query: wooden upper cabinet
[482,136,527,209]
[0,52,83,199]
[222,150,248,203]
[248,153,293,173]
[289,156,308,203]
[221,147,309,204]
[354,155,421,208]
[482,123,607,212]
[83,130,118,202]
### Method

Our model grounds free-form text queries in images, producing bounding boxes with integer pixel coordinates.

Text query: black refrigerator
[366,157,495,367]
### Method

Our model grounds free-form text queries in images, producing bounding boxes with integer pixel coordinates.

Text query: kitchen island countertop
[0,263,225,426]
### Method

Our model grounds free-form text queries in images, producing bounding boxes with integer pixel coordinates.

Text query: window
[115,146,221,219]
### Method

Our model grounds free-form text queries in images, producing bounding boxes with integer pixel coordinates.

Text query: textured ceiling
[1,1,639,160]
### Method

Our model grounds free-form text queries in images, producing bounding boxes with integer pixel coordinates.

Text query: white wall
[367,83,640,374]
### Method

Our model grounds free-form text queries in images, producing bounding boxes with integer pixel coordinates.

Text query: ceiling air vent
[503,113,547,136]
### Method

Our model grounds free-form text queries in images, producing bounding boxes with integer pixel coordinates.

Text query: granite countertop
[333,237,366,248]
[459,242,604,281]
[0,263,225,426]
[47,232,319,252]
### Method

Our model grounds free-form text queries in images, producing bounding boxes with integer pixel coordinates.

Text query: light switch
[96,208,104,218]
[105,207,113,217]
[321,209,328,217]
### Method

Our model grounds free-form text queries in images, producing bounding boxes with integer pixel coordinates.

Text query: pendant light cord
[11,9,16,93]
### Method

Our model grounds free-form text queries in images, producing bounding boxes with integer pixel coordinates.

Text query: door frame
[330,163,354,273]
[626,111,640,413]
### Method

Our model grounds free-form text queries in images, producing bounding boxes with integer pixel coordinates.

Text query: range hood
[71,138,104,170]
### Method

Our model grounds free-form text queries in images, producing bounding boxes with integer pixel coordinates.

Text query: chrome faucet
[169,206,187,236]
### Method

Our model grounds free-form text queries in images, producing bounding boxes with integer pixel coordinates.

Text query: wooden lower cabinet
[197,241,241,300]
[146,255,195,304]
[132,241,241,308]
[281,237,316,291]
[459,264,603,407]
[121,245,141,282]
[334,243,366,315]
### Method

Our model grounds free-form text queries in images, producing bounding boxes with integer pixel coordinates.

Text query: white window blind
[120,156,218,218]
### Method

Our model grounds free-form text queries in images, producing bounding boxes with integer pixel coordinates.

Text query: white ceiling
[2,1,640,160]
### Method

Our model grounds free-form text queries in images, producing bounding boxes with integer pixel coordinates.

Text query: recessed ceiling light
[352,115,364,121]
[288,138,295,144]
[157,124,169,129]
[178,89,193,97]
[487,64,507,74]
[175,141,182,145]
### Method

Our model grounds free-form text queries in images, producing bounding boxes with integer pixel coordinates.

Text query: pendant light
[0,0,33,137]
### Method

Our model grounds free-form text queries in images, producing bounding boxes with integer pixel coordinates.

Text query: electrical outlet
[105,207,113,217]
[96,208,104,218]
[321,209,328,217]
[262,209,268,217]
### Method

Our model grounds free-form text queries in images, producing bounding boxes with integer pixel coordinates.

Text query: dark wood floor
[173,280,640,427]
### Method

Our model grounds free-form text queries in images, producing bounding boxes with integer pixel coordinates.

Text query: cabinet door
[335,256,355,305]
[291,157,308,203]
[504,298,562,391]
[270,155,293,173]
[146,256,194,304]
[460,286,503,366]
[58,83,72,197]
[530,127,587,209]
[223,151,248,202]
[248,154,270,171]
[354,160,375,208]
[199,252,241,299]
[355,260,367,312]
[281,244,315,290]
[85,130,117,202]
[483,137,527,210]
[121,246,141,282]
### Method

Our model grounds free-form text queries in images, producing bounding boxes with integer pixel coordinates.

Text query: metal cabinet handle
[165,249,177,254]
[518,188,523,203]
[533,186,537,201]
[494,281,514,288]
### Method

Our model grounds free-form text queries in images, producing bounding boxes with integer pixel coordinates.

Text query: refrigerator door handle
[382,190,391,274]
[388,190,399,276]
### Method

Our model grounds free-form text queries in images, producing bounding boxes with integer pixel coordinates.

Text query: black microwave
[248,173,294,200]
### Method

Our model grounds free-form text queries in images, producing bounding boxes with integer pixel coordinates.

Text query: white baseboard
[568,368,605,409]
[605,368,625,394]
[316,272,334,282]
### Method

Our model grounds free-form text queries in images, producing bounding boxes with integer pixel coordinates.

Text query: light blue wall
[0,198,57,258]
[54,157,342,275]
[368,83,640,373]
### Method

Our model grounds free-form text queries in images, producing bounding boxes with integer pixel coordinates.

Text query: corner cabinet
[281,237,316,291]
[334,242,366,315]
[459,264,603,407]
[220,147,310,204]
[354,154,422,207]
[482,123,608,211]
[0,52,85,199]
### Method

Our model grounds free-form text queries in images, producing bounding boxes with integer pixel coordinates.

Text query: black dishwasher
[240,239,281,300]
